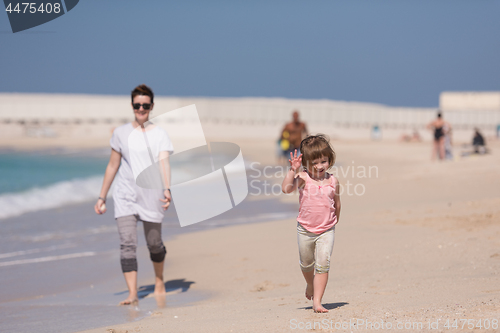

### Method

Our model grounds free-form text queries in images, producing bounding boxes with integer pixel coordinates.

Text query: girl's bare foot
[313,304,329,313]
[118,296,138,306]
[305,284,314,300]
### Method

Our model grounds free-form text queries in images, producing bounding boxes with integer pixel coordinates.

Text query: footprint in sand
[252,280,274,292]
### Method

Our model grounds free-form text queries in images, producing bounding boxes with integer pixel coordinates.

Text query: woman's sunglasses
[133,103,152,110]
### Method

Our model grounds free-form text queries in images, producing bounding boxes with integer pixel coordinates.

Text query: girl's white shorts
[297,222,335,274]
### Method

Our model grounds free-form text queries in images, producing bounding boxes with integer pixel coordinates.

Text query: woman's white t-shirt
[110,123,174,222]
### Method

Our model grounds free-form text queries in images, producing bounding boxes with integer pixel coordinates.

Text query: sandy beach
[41,136,498,333]
[2,0,499,331]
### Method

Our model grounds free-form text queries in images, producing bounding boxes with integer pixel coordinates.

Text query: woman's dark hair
[299,134,336,170]
[131,84,154,103]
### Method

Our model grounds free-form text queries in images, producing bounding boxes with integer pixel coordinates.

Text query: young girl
[282,134,341,313]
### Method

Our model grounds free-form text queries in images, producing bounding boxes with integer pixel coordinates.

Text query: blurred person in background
[427,112,449,160]
[472,128,487,154]
[280,111,308,161]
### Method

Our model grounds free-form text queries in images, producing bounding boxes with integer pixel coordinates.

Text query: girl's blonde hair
[300,134,336,170]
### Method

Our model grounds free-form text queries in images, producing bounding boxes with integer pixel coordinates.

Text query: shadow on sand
[114,278,196,299]
[299,302,348,311]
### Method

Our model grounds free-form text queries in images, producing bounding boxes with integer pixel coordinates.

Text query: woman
[427,112,447,160]
[94,84,173,305]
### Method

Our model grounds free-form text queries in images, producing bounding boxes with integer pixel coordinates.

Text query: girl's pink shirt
[297,172,338,234]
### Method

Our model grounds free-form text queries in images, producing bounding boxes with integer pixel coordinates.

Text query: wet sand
[69,138,500,333]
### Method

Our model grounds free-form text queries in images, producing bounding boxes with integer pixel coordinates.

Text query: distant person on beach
[427,112,450,160]
[94,84,173,305]
[282,134,341,313]
[280,111,308,162]
[472,128,487,154]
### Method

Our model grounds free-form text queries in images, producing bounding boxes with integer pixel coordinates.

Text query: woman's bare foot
[154,294,167,308]
[154,280,166,295]
[313,304,329,313]
[305,284,314,300]
[118,296,138,306]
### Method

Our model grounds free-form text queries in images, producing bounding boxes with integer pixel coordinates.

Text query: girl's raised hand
[289,149,302,171]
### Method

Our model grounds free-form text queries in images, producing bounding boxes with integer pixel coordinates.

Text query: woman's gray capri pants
[116,215,167,273]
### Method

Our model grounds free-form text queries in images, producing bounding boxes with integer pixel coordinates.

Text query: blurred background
[1,1,499,143]
[0,1,499,332]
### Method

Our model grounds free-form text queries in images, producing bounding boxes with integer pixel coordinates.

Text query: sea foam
[0,176,106,220]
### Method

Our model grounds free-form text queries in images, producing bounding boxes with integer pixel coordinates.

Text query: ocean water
[0,149,110,220]
[0,149,110,194]
[0,147,251,220]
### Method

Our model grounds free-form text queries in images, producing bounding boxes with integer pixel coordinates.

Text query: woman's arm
[94,149,121,214]
[159,151,171,210]
[334,179,341,223]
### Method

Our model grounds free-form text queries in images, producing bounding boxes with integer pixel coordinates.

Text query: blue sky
[1,0,499,107]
